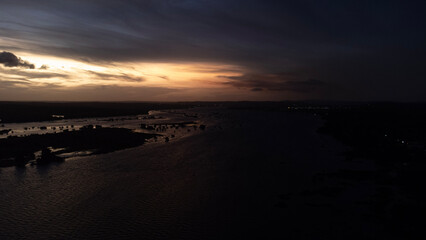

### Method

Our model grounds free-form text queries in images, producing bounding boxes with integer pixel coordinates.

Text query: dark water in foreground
[0,108,390,239]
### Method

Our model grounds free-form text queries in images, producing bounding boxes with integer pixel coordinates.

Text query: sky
[0,0,425,101]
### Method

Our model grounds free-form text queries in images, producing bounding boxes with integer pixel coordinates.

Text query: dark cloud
[221,73,326,92]
[0,0,425,100]
[3,0,425,66]
[0,51,35,69]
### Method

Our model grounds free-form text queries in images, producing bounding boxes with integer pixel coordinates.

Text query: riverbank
[0,127,157,168]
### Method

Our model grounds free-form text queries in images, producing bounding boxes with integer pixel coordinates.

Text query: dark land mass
[0,127,157,167]
[317,103,426,162]
[0,102,196,123]
[224,101,426,238]
[312,103,426,238]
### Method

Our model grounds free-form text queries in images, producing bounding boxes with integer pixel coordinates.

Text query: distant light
[402,140,405,144]
[52,115,65,118]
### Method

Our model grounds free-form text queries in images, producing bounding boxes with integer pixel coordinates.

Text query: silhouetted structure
[36,148,64,165]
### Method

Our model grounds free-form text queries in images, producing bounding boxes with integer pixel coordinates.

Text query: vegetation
[0,127,157,167]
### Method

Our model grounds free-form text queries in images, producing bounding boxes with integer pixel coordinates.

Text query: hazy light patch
[130,62,244,88]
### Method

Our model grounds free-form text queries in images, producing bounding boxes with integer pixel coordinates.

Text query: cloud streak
[86,70,145,82]
[0,66,69,80]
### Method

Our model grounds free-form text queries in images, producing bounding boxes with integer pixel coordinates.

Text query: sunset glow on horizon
[1,51,286,101]
[1,0,425,101]
[10,52,245,88]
